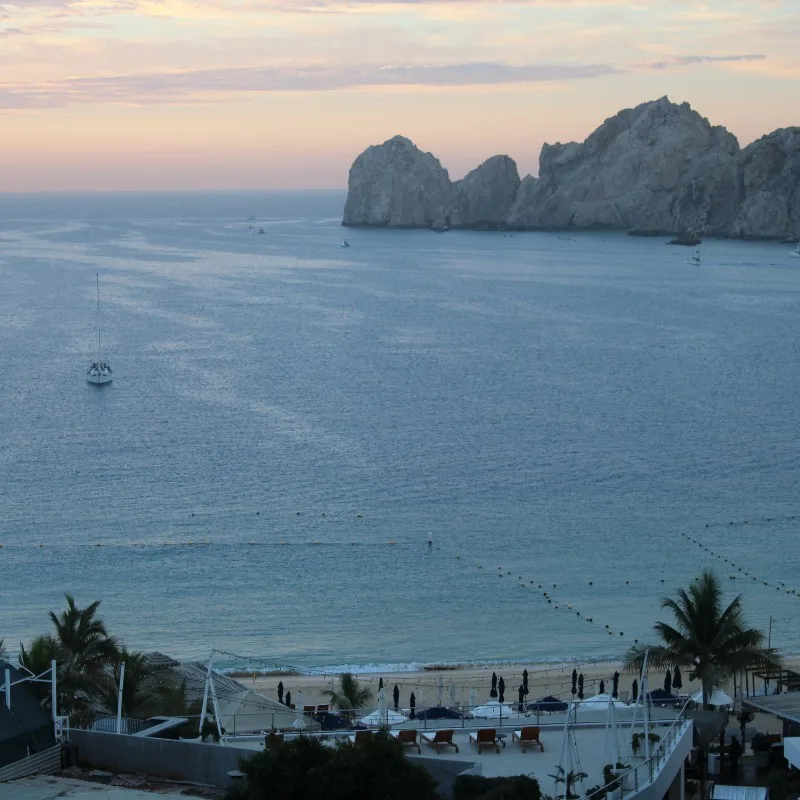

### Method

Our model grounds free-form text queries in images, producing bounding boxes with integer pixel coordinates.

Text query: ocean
[1,190,799,674]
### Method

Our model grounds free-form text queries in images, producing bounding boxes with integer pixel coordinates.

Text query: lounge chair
[394,729,421,753]
[316,704,330,713]
[421,729,459,753]
[469,728,500,754]
[513,726,544,752]
[303,705,316,716]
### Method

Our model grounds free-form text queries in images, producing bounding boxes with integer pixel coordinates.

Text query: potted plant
[603,765,622,800]
[648,733,661,747]
[631,734,642,758]
[616,762,632,790]
[550,766,589,799]
[586,786,606,800]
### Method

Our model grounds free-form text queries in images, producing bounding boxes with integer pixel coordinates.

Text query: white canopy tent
[576,693,628,712]
[470,701,514,719]
[692,689,733,707]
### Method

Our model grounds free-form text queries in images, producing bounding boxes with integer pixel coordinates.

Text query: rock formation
[733,127,800,239]
[341,136,451,229]
[449,155,520,229]
[342,98,800,239]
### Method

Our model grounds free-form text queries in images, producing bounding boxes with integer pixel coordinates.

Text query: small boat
[257,228,265,235]
[87,273,112,386]
[792,246,800,258]
[341,240,351,248]
[686,250,701,266]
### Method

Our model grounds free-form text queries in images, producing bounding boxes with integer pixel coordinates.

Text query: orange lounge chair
[395,729,421,753]
[469,728,500,753]
[513,726,544,752]
[421,729,459,753]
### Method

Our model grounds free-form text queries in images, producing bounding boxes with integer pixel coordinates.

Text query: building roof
[743,693,800,725]
[3,775,199,800]
[0,661,55,768]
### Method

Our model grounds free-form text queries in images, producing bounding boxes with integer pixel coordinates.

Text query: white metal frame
[1,659,70,743]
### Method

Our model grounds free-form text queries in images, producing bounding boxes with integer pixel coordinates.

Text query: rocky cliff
[341,98,799,239]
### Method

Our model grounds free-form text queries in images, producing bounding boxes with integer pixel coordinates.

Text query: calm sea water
[1,190,799,673]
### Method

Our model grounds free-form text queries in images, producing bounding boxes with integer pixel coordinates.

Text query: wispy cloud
[0,53,767,109]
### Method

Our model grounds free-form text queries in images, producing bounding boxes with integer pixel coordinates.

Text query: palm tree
[0,638,6,660]
[99,648,153,719]
[324,673,373,711]
[549,765,588,799]
[624,570,781,706]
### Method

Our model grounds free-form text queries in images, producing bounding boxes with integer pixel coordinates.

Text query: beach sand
[233,658,799,710]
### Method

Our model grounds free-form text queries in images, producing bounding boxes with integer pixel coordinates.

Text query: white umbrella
[378,686,388,727]
[293,690,308,730]
[359,708,409,727]
[469,688,476,713]
[449,680,456,708]
[576,693,627,712]
[471,701,514,719]
[692,688,733,707]
[437,674,444,706]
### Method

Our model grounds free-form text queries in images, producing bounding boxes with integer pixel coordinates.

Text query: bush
[454,775,542,800]
[226,732,438,800]
[585,785,606,800]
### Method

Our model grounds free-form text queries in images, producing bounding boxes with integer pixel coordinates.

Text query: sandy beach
[233,657,799,710]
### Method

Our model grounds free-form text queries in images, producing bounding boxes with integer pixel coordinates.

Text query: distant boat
[792,246,800,258]
[257,228,265,235]
[247,214,256,221]
[341,240,351,248]
[686,250,701,266]
[87,273,112,386]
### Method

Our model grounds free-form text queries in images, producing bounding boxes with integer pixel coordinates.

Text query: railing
[0,745,62,783]
[586,700,693,800]
[90,715,149,734]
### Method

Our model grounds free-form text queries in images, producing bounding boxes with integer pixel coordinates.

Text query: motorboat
[686,250,701,266]
[341,240,351,248]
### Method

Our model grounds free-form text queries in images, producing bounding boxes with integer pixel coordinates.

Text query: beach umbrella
[293,691,307,729]
[599,679,605,695]
[277,681,284,704]
[409,691,416,720]
[578,673,584,700]
[490,672,498,699]
[437,674,444,706]
[379,677,384,691]
[415,707,463,721]
[664,669,672,694]
[286,690,292,708]
[571,669,578,696]
[522,669,529,697]
[393,684,400,712]
[449,680,456,708]
[673,666,683,690]
[469,688,476,711]
[498,677,505,703]
[378,686,388,727]
[471,702,513,719]
[632,680,638,703]
[528,695,568,713]
[517,685,525,712]
[612,672,620,699]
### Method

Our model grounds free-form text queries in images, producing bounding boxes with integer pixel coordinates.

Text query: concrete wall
[69,730,245,787]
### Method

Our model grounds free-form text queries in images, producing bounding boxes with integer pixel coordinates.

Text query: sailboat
[87,273,112,386]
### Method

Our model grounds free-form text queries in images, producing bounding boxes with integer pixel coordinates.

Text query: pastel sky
[1,0,798,191]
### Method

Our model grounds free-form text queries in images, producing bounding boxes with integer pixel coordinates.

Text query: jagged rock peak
[450,155,521,230]
[342,135,452,229]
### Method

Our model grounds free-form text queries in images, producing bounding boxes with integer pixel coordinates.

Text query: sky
[1,0,799,192]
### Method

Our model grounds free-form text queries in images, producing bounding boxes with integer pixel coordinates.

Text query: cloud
[0,53,768,109]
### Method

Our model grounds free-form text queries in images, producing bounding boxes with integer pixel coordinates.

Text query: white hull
[87,373,112,385]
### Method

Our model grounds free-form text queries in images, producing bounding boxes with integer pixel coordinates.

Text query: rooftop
[1,775,209,800]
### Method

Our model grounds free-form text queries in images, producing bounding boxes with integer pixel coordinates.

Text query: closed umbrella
[664,669,672,694]
[517,685,525,712]
[612,671,620,699]
[379,677,384,691]
[490,672,498,699]
[393,684,400,712]
[410,691,416,720]
[599,679,605,695]
[437,674,444,706]
[293,691,307,729]
[571,669,578,697]
[449,680,456,708]
[286,690,292,709]
[578,673,584,700]
[378,686,388,727]
[632,679,638,703]
[522,669,529,697]
[673,666,683,691]
[277,681,284,704]
[469,688,476,712]
[498,677,505,703]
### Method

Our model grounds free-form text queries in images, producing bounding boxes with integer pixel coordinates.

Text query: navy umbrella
[612,671,620,699]
[664,669,672,694]
[522,669,529,697]
[599,679,605,695]
[518,685,525,712]
[528,695,568,713]
[490,672,498,699]
[379,677,384,691]
[632,679,638,703]
[393,684,400,712]
[571,669,578,697]
[578,673,584,700]
[277,681,284,704]
[414,706,463,721]
[409,691,416,720]
[498,677,506,703]
[673,666,683,690]
[286,690,292,708]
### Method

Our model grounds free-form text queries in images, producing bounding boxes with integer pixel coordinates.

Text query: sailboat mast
[96,272,101,357]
